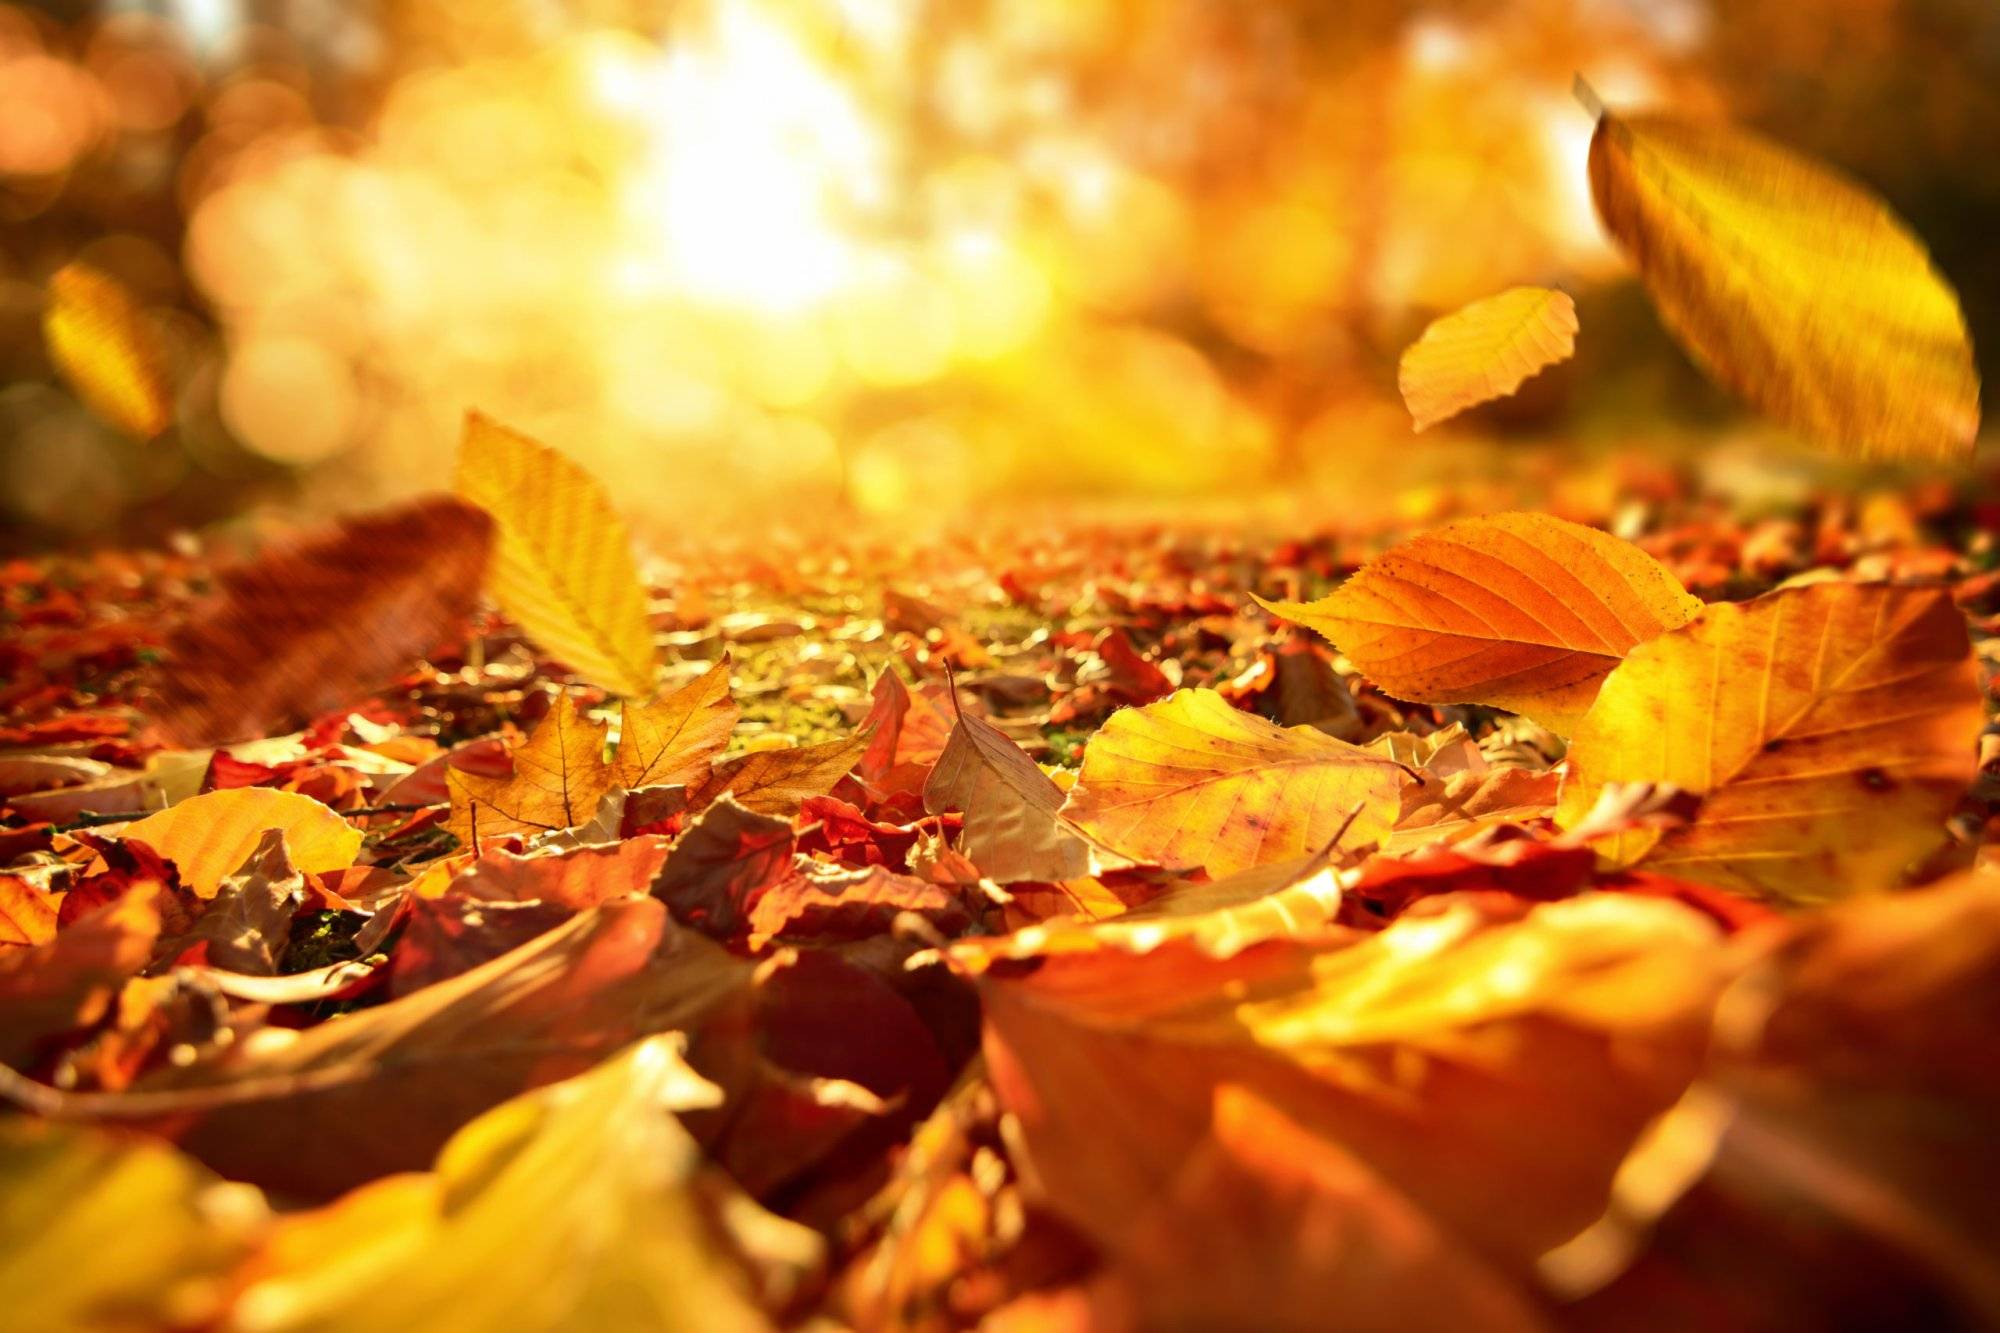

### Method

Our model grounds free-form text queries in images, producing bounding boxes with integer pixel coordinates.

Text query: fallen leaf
[687,731,870,816]
[1558,582,1981,902]
[1587,103,1980,459]
[0,1119,264,1332]
[747,864,974,950]
[0,876,58,949]
[445,693,613,848]
[387,895,575,998]
[43,262,172,439]
[650,798,795,937]
[1060,688,1406,876]
[924,709,1089,883]
[1398,286,1579,432]
[451,835,676,909]
[229,1036,807,1332]
[1258,514,1702,734]
[0,887,161,1067]
[169,828,306,974]
[613,659,739,790]
[120,788,362,899]
[455,411,658,696]
[151,496,493,748]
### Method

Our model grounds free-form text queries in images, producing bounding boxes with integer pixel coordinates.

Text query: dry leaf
[1398,286,1579,432]
[455,412,658,697]
[229,1036,806,1332]
[1060,688,1407,876]
[924,709,1089,884]
[152,496,493,747]
[0,876,58,950]
[43,262,172,439]
[650,798,795,937]
[1559,582,1981,901]
[687,732,870,816]
[169,829,307,975]
[445,694,613,848]
[613,659,739,790]
[1588,105,1980,459]
[122,788,363,899]
[0,888,162,1067]
[1258,514,1702,735]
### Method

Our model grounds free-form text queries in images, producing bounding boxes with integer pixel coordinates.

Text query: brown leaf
[686,732,870,816]
[924,710,1089,884]
[650,798,795,937]
[170,828,306,975]
[152,496,492,748]
[747,865,974,950]
[0,888,162,1068]
[451,836,676,910]
[445,694,614,848]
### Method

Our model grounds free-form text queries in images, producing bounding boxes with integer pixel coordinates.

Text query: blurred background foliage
[1,0,1996,551]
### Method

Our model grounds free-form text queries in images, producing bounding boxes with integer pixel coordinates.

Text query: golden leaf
[1588,107,1980,459]
[1259,514,1702,735]
[1059,688,1406,876]
[446,694,613,848]
[455,412,658,697]
[1558,582,1981,902]
[43,262,173,439]
[612,659,738,791]
[685,732,870,816]
[122,789,363,899]
[0,876,58,949]
[230,1037,796,1332]
[1398,286,1578,431]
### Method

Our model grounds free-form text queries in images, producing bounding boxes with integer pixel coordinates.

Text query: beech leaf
[122,788,363,899]
[1398,286,1579,431]
[923,709,1089,883]
[43,261,172,440]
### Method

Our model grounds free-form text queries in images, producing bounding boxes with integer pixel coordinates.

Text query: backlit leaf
[43,262,172,439]
[1060,688,1407,876]
[1258,514,1702,735]
[152,496,493,747]
[445,694,613,848]
[1588,106,1980,459]
[1398,286,1579,432]
[1558,582,1981,902]
[122,788,363,899]
[456,412,658,697]
[0,876,58,950]
[613,659,739,791]
[686,732,870,816]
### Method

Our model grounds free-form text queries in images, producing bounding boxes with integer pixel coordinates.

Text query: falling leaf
[1258,514,1703,734]
[1559,582,1981,901]
[924,709,1089,883]
[43,262,173,439]
[151,496,493,748]
[1587,105,1980,459]
[0,876,58,950]
[1398,286,1580,432]
[0,1119,265,1332]
[445,694,614,848]
[686,732,871,816]
[229,1036,807,1332]
[122,788,363,899]
[612,659,739,790]
[1060,688,1406,876]
[455,412,658,697]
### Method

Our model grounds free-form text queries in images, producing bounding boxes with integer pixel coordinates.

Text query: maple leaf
[150,496,492,748]
[612,658,739,790]
[1060,687,1407,876]
[1259,514,1702,735]
[923,707,1089,884]
[685,732,871,816]
[1586,97,1980,459]
[455,412,659,697]
[1398,286,1579,432]
[445,694,614,848]
[121,787,364,899]
[1558,582,1981,901]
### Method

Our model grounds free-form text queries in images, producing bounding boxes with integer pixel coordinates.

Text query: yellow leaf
[0,876,58,949]
[1398,286,1578,431]
[455,412,658,697]
[1258,513,1702,735]
[230,1037,802,1332]
[123,788,363,899]
[0,1120,265,1332]
[1558,582,1981,902]
[612,659,739,791]
[43,262,173,439]
[1588,107,1980,460]
[446,694,613,848]
[686,732,870,816]
[1059,688,1406,876]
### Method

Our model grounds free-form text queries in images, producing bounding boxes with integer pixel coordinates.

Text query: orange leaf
[612,659,738,791]
[0,876,58,950]
[121,788,363,899]
[1398,286,1578,432]
[924,710,1088,884]
[1258,513,1701,734]
[445,695,613,848]
[686,732,869,817]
